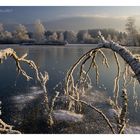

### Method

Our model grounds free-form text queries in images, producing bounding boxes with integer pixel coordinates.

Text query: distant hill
[42,16,126,31]
[3,16,127,32]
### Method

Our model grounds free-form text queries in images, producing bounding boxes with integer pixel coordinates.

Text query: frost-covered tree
[48,32,58,41]
[106,34,112,41]
[0,23,13,43]
[77,30,95,43]
[112,35,118,42]
[58,32,64,41]
[14,24,29,42]
[0,23,4,32]
[0,23,4,38]
[77,30,87,43]
[3,31,12,39]
[119,34,127,46]
[83,31,95,43]
[125,17,138,46]
[34,20,46,42]
[64,31,77,43]
[83,31,92,41]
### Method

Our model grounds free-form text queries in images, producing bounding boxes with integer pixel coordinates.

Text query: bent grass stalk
[113,52,121,110]
[65,32,140,134]
[0,48,49,133]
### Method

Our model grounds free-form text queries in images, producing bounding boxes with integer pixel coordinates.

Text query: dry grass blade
[68,95,116,134]
[0,119,21,134]
[47,91,60,126]
[118,89,128,134]
[113,52,121,110]
[0,48,49,133]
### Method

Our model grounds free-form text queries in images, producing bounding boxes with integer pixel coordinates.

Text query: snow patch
[125,125,140,134]
[53,110,83,122]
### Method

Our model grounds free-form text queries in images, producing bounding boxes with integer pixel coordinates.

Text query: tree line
[0,17,139,46]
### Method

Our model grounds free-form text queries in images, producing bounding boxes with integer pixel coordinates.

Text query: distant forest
[0,17,140,46]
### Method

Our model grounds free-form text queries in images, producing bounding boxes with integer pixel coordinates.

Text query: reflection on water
[0,44,140,133]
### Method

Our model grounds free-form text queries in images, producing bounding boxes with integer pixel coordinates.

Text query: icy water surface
[0,44,140,133]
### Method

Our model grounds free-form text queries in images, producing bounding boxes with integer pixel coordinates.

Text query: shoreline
[0,43,139,47]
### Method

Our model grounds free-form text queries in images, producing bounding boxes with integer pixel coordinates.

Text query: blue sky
[0,6,140,23]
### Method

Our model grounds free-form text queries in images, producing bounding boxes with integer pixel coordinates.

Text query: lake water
[0,44,140,133]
